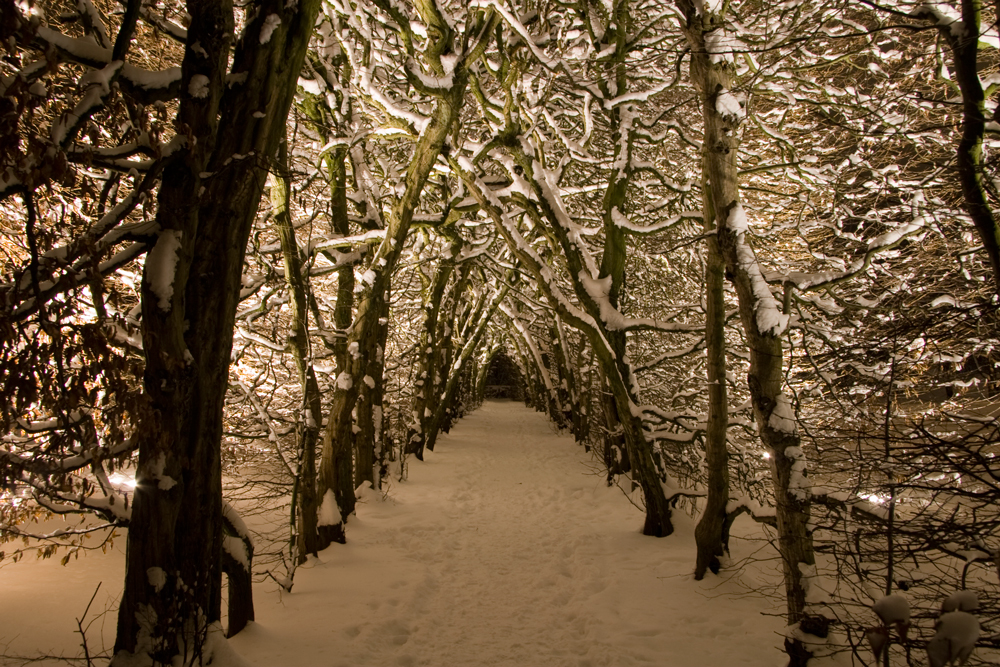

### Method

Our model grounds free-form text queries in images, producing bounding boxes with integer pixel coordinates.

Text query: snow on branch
[633,336,708,372]
[910,2,967,37]
[222,500,253,572]
[601,81,672,110]
[470,0,559,71]
[50,60,123,146]
[35,483,133,524]
[33,26,182,101]
[453,157,609,343]
[609,206,702,236]
[138,5,188,42]
[765,217,928,292]
[726,202,789,336]
[0,432,137,478]
[576,268,702,333]
[404,57,456,94]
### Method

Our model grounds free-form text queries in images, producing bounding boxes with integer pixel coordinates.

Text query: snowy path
[231,400,785,667]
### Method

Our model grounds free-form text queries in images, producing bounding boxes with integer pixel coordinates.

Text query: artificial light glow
[861,492,890,505]
[109,472,137,489]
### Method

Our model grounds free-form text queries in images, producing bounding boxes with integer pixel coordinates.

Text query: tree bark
[115,2,232,660]
[355,277,391,488]
[315,6,491,547]
[272,139,323,564]
[115,0,320,660]
[678,2,819,661]
[428,262,471,442]
[932,0,1000,296]
[221,502,254,637]
[695,206,730,580]
[406,251,455,458]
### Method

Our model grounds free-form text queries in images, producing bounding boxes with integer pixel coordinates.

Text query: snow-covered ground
[1,400,787,666]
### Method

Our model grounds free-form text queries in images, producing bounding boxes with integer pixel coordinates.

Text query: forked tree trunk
[679,3,819,662]
[115,0,319,660]
[119,6,231,659]
[315,8,492,547]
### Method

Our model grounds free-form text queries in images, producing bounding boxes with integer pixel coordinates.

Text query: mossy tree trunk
[406,249,455,459]
[316,4,497,549]
[429,262,472,441]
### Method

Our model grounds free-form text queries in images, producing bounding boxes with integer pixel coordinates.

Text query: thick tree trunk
[114,3,231,660]
[115,0,319,660]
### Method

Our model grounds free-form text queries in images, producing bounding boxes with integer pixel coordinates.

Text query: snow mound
[927,611,979,667]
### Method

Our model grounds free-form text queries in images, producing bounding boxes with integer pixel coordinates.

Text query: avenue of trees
[2,0,1000,665]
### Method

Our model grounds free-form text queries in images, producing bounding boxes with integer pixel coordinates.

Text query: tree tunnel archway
[482,348,526,402]
[5,1,1000,666]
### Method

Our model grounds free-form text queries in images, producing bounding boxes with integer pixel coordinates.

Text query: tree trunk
[272,139,323,564]
[695,209,730,580]
[115,3,231,660]
[221,502,254,637]
[679,4,819,661]
[356,278,391,488]
[550,321,574,428]
[115,0,319,660]
[406,253,454,458]
[316,21,481,547]
[428,262,471,444]
[574,339,594,445]
[599,372,629,480]
[932,0,1000,296]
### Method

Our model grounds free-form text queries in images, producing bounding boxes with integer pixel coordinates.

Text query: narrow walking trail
[231,400,785,667]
